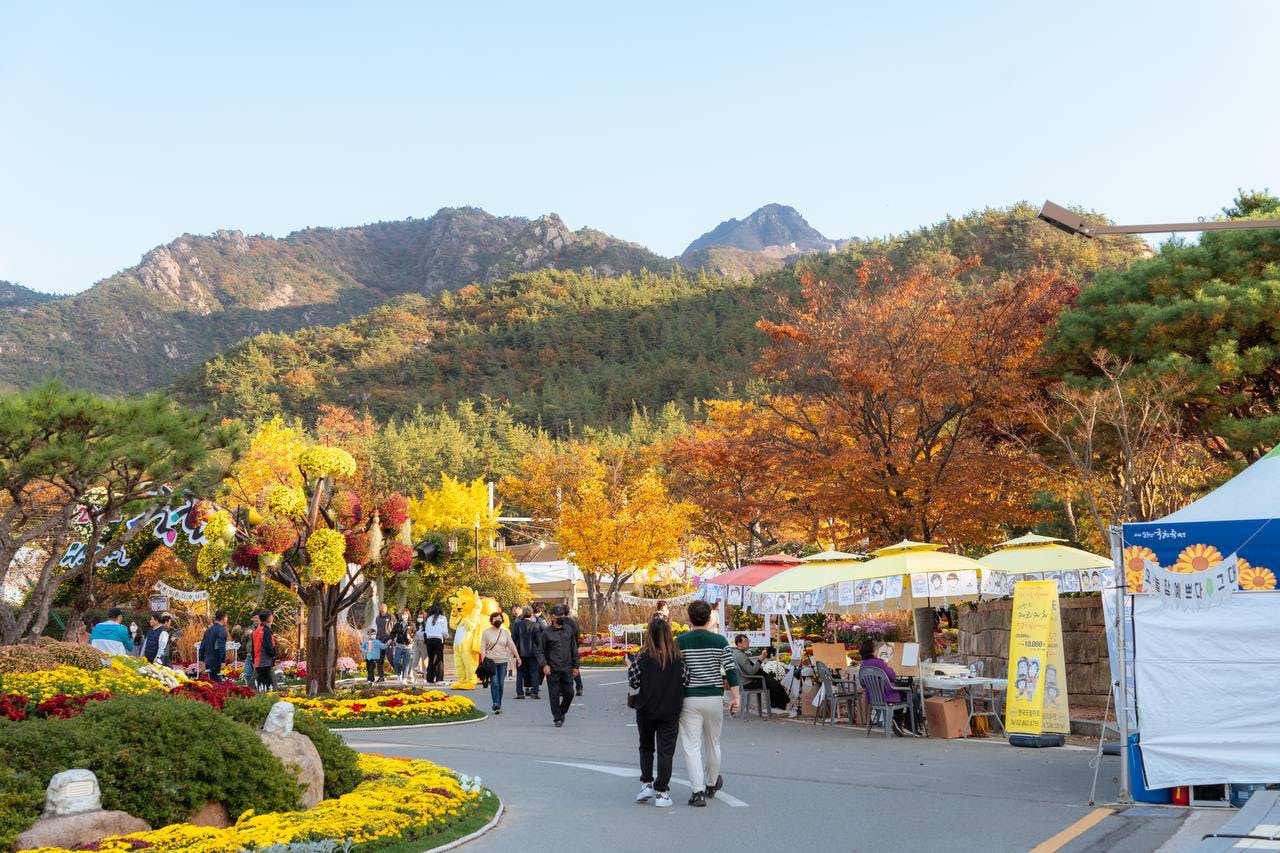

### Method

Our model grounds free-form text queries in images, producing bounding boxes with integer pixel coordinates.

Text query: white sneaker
[654,791,673,808]
[788,708,800,718]
[636,783,654,802]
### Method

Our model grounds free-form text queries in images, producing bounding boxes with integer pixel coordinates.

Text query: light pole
[1038,200,1280,238]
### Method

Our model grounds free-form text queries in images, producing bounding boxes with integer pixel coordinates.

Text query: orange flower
[1238,564,1277,591]
[1173,543,1223,574]
[1123,545,1156,593]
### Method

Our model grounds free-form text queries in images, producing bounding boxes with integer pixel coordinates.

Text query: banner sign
[59,498,207,571]
[1142,556,1236,610]
[1005,581,1070,735]
[617,590,698,607]
[909,569,979,599]
[153,581,209,603]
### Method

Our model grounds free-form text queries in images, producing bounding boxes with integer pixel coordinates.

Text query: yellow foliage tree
[222,416,306,511]
[409,474,500,540]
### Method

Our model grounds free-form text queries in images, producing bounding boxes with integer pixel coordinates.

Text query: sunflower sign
[1142,555,1236,610]
[1005,581,1070,736]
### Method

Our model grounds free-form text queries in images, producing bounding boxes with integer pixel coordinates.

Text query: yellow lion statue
[448,586,501,689]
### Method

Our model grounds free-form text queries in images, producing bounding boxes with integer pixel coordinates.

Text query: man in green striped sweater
[676,600,740,807]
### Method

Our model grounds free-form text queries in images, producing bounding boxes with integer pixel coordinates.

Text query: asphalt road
[342,668,1197,853]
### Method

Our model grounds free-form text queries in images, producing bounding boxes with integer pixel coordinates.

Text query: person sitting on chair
[859,638,920,736]
[732,635,789,711]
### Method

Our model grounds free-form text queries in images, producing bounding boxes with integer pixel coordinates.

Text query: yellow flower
[202,510,235,544]
[1173,543,1223,574]
[1123,545,1157,593]
[1238,562,1277,591]
[305,529,347,585]
[298,446,357,480]
[267,485,309,521]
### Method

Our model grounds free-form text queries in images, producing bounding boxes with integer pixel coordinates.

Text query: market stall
[1121,450,1280,792]
[978,533,1113,595]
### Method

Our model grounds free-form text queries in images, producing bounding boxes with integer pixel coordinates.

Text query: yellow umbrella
[751,552,867,595]
[977,532,1111,573]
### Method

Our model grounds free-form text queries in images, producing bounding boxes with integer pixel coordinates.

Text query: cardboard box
[925,695,970,738]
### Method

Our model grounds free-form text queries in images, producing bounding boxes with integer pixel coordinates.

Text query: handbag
[475,630,502,680]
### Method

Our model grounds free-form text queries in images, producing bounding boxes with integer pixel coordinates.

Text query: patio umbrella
[702,553,802,590]
[977,532,1112,595]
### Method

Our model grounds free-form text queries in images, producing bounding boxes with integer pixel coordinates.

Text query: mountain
[0,209,672,394]
[682,203,838,258]
[0,281,58,310]
[181,203,1151,432]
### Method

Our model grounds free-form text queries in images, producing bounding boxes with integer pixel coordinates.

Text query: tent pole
[1110,525,1133,804]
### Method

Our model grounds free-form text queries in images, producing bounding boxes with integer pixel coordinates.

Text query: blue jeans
[393,645,410,675]
[489,662,509,709]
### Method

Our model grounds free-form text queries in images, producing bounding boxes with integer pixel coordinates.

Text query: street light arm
[1039,200,1280,238]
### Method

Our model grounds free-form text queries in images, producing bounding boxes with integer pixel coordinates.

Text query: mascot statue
[448,586,501,689]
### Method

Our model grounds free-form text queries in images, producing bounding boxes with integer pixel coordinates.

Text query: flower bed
[578,646,636,667]
[0,656,184,703]
[15,754,495,853]
[286,690,482,728]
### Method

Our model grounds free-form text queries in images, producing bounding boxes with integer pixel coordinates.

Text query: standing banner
[1005,581,1070,735]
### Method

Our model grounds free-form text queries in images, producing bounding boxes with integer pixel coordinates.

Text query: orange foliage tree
[753,259,1064,547]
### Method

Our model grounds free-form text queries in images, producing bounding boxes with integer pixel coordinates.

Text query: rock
[189,801,230,828]
[43,769,101,817]
[16,811,150,850]
[263,699,295,735]
[259,718,324,808]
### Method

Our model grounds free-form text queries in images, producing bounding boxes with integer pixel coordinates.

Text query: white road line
[539,760,749,807]
[599,680,629,685]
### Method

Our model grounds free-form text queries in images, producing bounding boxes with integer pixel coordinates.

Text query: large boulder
[258,702,324,807]
[16,811,151,850]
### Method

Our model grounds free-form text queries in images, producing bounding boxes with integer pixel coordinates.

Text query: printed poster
[910,573,930,598]
[728,585,744,607]
[1061,571,1081,593]
[1005,581,1070,735]
[837,581,855,607]
[885,574,903,599]
[868,577,887,602]
[1143,556,1236,610]
[854,580,870,604]
[787,592,802,614]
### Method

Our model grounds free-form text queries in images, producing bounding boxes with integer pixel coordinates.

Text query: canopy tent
[702,553,802,589]
[978,533,1113,595]
[752,541,988,613]
[1120,449,1280,790]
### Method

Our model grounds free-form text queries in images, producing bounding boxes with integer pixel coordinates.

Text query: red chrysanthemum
[331,491,363,527]
[231,544,265,569]
[254,520,298,554]
[343,530,370,566]
[385,541,414,573]
[378,494,409,528]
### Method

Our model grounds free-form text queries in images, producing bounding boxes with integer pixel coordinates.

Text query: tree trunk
[304,588,337,696]
[584,575,599,651]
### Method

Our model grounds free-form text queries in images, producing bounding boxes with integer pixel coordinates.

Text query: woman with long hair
[423,604,448,684]
[626,617,689,808]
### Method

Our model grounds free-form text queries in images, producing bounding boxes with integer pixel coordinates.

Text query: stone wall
[958,597,1111,710]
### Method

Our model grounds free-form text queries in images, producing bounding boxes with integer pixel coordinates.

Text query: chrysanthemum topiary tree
[198,420,410,694]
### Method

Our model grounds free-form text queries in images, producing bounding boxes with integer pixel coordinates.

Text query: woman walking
[423,605,447,684]
[627,617,688,808]
[478,611,521,714]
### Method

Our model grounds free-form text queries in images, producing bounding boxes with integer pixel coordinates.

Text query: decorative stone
[263,700,294,736]
[188,801,231,828]
[43,769,101,817]
[16,811,150,850]
[259,709,324,808]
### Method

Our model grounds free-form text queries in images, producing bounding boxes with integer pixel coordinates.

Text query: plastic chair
[859,666,915,737]
[813,661,859,726]
[736,662,770,719]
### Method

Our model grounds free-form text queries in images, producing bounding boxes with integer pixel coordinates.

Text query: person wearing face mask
[479,611,521,714]
[535,605,580,727]
[390,610,412,681]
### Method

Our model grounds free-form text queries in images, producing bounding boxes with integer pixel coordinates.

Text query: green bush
[0,693,301,848]
[221,695,362,799]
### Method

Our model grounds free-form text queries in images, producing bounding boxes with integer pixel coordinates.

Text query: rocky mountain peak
[683,203,834,257]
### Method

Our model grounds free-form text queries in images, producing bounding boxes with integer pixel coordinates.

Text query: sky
[3,2,1280,294]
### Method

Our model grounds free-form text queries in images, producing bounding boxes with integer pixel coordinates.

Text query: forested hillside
[181,203,1149,432]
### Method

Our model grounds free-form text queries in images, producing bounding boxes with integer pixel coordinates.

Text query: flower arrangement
[384,541,413,573]
[336,657,357,674]
[343,530,369,565]
[254,520,298,554]
[331,491,363,526]
[306,529,348,584]
[285,690,481,728]
[12,754,492,853]
[298,446,357,481]
[268,485,309,522]
[0,690,114,721]
[579,646,636,667]
[0,657,184,704]
[170,679,256,710]
[377,494,409,528]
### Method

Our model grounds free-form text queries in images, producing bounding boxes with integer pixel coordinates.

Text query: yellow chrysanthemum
[1173,543,1223,574]
[1238,563,1278,591]
[202,510,235,544]
[305,528,347,585]
[1123,545,1157,593]
[267,485,309,521]
[298,446,357,480]
[195,541,230,578]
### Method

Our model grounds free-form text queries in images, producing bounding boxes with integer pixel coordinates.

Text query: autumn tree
[504,441,691,643]
[0,384,237,644]
[754,259,1065,546]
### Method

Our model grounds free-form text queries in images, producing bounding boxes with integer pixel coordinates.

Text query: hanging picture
[910,573,930,598]
[728,585,744,607]
[787,592,802,613]
[774,593,788,613]
[837,581,855,606]
[854,580,871,605]
[1062,571,1081,592]
[885,574,903,599]
[869,578,887,601]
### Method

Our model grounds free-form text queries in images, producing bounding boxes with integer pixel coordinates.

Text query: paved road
[342,669,1194,853]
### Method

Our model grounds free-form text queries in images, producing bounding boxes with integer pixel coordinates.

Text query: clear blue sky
[4,2,1279,294]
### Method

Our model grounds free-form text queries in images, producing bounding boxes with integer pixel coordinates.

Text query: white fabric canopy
[1133,592,1280,787]
[518,560,584,585]
[1161,447,1280,522]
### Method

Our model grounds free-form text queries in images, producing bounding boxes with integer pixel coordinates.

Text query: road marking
[539,760,749,807]
[599,680,629,685]
[1030,807,1113,852]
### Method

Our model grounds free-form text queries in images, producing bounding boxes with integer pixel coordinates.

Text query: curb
[332,714,489,733]
[428,796,503,852]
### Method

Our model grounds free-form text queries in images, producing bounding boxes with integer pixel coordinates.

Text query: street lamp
[1038,200,1280,238]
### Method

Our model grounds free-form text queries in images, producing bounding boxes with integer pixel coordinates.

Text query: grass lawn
[363,793,500,852]
[325,706,486,728]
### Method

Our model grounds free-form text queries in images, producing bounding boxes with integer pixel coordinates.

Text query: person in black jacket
[512,607,541,699]
[564,610,585,696]
[374,602,393,682]
[535,605,580,728]
[201,610,229,682]
[627,617,689,808]
[142,613,172,664]
[252,609,277,692]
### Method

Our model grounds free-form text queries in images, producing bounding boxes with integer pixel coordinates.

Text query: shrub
[222,694,362,799]
[0,693,301,848]
[0,644,57,674]
[39,641,107,671]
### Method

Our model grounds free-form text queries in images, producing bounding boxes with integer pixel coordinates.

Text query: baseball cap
[550,605,568,617]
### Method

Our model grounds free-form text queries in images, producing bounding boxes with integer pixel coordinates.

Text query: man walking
[252,609,277,692]
[89,607,131,654]
[564,608,585,696]
[142,613,172,665]
[535,605,580,728]
[512,606,540,699]
[242,612,260,686]
[677,600,740,807]
[201,611,229,682]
